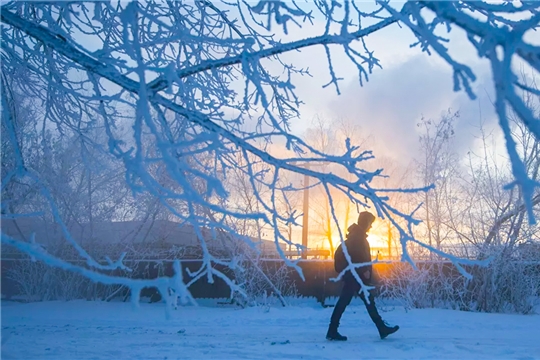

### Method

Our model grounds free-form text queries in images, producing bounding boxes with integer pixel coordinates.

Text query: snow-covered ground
[2,299,539,360]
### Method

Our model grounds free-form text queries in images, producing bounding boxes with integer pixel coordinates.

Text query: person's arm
[361,238,373,281]
[350,240,372,282]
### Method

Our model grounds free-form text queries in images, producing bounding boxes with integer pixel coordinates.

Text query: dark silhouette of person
[326,211,399,341]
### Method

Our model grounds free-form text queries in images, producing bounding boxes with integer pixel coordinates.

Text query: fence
[2,258,539,307]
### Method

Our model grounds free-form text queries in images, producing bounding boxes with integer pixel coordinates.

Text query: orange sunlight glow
[323,220,393,259]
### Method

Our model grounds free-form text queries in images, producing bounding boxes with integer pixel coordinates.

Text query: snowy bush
[232,259,298,308]
[7,258,121,302]
[380,262,463,311]
[466,255,540,314]
[381,257,540,315]
[7,260,56,302]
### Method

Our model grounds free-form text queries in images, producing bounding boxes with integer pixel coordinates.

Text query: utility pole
[294,161,326,260]
[387,220,392,260]
[301,165,310,259]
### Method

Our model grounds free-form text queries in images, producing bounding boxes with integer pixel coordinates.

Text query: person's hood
[347,223,367,239]
[347,223,360,233]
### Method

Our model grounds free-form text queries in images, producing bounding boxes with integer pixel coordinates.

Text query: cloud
[294,53,496,163]
[446,70,498,154]
[280,18,501,163]
[327,55,454,160]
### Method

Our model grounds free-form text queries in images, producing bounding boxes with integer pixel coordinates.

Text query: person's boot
[376,320,399,339]
[326,323,348,341]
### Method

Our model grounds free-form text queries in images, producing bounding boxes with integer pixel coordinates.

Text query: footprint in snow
[270,340,290,345]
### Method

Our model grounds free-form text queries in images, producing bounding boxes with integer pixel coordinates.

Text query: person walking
[326,211,399,341]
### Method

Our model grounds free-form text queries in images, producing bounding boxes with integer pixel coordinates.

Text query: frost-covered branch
[388,0,540,223]
[1,233,194,317]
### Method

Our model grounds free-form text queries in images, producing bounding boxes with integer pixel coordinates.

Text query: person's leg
[327,281,357,340]
[359,289,382,324]
[359,289,399,339]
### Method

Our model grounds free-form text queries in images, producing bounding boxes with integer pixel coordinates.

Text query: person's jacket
[334,223,372,284]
